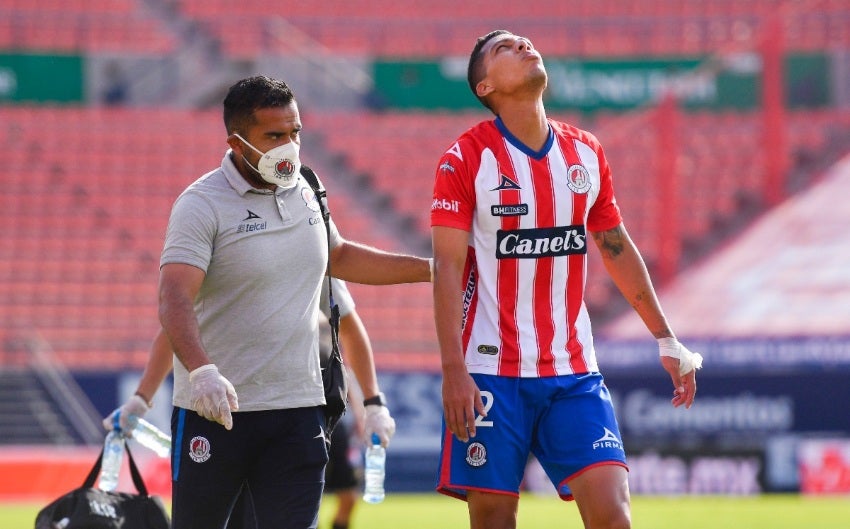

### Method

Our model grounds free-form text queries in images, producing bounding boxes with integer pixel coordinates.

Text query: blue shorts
[436,372,627,501]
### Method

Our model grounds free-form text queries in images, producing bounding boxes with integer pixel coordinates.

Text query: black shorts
[324,420,361,492]
[171,406,328,529]
[225,420,362,529]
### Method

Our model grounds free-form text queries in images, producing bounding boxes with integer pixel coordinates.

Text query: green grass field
[6,493,849,528]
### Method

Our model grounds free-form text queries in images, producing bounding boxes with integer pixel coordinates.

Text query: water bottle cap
[371,433,380,446]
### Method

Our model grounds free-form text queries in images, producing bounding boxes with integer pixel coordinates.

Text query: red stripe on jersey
[496,144,521,377]
[559,136,590,374]
[530,156,557,377]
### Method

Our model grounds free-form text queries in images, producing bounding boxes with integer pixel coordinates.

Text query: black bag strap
[83,439,150,496]
[300,165,342,363]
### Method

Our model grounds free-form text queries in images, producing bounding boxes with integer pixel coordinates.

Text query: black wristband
[363,392,386,407]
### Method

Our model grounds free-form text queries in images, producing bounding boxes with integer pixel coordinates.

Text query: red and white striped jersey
[431,117,622,378]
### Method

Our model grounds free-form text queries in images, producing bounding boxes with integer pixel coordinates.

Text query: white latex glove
[101,394,150,433]
[189,364,239,430]
[364,404,396,448]
[658,337,704,376]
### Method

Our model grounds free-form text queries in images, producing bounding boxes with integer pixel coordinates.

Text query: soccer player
[158,75,430,528]
[430,30,702,529]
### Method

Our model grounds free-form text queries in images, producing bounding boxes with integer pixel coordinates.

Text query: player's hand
[189,364,239,430]
[442,368,486,443]
[658,338,703,409]
[364,405,396,448]
[101,394,150,434]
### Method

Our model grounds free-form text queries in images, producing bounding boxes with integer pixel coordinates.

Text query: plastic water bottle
[125,414,171,457]
[363,433,386,504]
[99,430,124,491]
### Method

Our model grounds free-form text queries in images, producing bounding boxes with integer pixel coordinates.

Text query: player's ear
[226,134,243,154]
[476,80,494,99]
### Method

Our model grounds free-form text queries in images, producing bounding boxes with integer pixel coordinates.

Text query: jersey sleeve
[586,140,622,232]
[160,190,217,272]
[430,139,476,232]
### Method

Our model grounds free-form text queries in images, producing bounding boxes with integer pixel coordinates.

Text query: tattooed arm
[591,223,673,339]
[592,222,700,408]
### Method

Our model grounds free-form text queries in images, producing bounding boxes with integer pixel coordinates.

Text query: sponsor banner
[375,371,444,452]
[627,448,764,495]
[73,353,850,493]
[0,53,84,103]
[0,446,170,501]
[596,336,850,370]
[371,53,830,112]
[523,449,765,496]
[799,438,850,494]
[376,367,850,453]
[605,369,850,447]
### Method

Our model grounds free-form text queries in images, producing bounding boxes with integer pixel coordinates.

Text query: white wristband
[658,337,703,376]
[428,258,435,282]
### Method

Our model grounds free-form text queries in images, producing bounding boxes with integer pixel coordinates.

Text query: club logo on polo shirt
[466,442,487,467]
[189,436,212,463]
[237,210,267,233]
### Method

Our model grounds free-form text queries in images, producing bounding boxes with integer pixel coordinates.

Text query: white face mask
[233,133,301,189]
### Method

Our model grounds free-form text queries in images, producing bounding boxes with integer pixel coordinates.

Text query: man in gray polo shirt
[158,75,431,529]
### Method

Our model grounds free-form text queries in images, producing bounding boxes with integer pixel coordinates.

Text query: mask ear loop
[231,133,265,176]
[231,133,265,156]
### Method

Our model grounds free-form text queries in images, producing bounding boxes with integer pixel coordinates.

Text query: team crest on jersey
[466,442,487,467]
[490,174,522,191]
[189,436,211,463]
[439,161,455,174]
[566,164,592,194]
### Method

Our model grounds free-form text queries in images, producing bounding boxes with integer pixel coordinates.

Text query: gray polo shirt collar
[221,149,276,196]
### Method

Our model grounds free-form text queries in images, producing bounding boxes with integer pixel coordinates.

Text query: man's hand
[658,338,703,409]
[364,405,396,448]
[442,368,486,442]
[189,364,239,430]
[101,394,150,433]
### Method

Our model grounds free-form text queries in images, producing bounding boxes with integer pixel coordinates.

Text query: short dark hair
[223,75,295,134]
[467,29,511,113]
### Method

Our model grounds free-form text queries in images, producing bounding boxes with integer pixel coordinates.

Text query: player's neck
[496,98,548,151]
